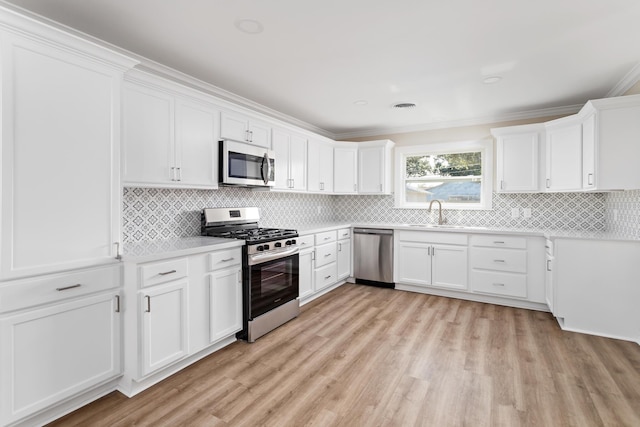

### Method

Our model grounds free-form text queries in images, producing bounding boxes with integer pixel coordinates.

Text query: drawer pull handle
[493,283,505,287]
[493,259,505,263]
[324,237,331,240]
[56,284,82,291]
[493,241,505,244]
[325,275,332,280]
[325,253,332,257]
[158,270,177,276]
[220,258,235,262]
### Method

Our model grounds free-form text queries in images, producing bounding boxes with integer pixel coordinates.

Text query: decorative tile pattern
[123,187,335,244]
[605,190,640,239]
[333,193,606,231]
[124,187,608,244]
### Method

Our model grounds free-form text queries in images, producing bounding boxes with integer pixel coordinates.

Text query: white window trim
[394,139,493,210]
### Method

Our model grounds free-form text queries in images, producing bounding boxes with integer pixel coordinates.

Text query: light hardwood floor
[49,284,640,426]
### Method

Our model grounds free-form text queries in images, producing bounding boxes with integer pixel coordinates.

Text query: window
[395,140,493,210]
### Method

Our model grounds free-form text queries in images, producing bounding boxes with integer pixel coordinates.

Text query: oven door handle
[248,246,299,265]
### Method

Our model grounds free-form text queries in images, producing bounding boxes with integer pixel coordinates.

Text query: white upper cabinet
[0,22,137,280]
[272,128,307,191]
[307,139,334,192]
[492,124,543,192]
[545,117,583,192]
[357,140,395,194]
[122,71,219,189]
[220,111,271,148]
[333,143,358,194]
[578,95,640,191]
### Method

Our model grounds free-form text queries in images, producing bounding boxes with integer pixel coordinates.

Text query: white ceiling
[4,0,640,138]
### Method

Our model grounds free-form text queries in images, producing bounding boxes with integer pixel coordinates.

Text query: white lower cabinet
[140,279,189,377]
[298,248,315,300]
[121,244,243,396]
[395,231,468,291]
[337,236,352,281]
[0,266,122,427]
[208,267,242,343]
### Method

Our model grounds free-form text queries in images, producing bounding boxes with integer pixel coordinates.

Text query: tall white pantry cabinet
[0,9,138,427]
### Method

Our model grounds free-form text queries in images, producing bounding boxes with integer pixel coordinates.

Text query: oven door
[220,140,275,187]
[247,250,299,319]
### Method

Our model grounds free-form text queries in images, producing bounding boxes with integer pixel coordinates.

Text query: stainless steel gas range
[201,207,299,342]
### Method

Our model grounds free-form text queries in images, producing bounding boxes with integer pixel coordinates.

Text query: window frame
[394,139,493,210]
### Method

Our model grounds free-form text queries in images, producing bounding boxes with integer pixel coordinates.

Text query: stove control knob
[274,242,282,248]
[256,245,264,252]
[291,239,297,245]
[285,240,294,246]
[263,244,270,250]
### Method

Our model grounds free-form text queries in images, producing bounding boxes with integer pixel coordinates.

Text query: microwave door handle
[261,152,271,185]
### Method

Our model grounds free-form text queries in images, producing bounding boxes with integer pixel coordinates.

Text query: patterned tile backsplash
[123,187,619,243]
[605,190,640,239]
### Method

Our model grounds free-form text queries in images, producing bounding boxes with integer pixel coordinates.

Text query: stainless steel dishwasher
[353,228,394,288]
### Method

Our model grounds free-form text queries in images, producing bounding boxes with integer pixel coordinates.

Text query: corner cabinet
[492,124,543,192]
[307,139,334,192]
[333,143,358,194]
[357,140,395,194]
[122,71,219,189]
[544,117,583,192]
[0,20,137,280]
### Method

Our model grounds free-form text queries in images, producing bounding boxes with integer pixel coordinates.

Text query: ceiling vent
[393,102,417,109]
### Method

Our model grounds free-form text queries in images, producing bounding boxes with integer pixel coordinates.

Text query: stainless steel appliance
[219,140,275,187]
[201,207,299,342]
[353,228,394,288]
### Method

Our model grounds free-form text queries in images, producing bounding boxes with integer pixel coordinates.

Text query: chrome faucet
[428,199,445,225]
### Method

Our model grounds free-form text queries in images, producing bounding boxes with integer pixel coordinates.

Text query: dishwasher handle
[353,228,394,235]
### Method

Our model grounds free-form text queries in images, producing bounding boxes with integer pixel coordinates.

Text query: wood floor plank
[48,284,640,427]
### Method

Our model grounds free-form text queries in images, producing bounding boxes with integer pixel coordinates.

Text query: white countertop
[122,236,244,263]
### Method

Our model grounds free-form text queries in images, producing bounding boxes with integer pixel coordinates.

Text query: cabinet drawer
[315,263,338,292]
[0,265,120,313]
[297,235,315,250]
[470,234,527,249]
[397,230,467,245]
[208,248,242,271]
[337,228,351,240]
[471,270,527,298]
[315,242,337,268]
[315,230,337,245]
[139,258,188,288]
[471,248,526,273]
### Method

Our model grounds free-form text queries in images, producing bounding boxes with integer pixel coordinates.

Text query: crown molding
[606,61,640,97]
[334,104,583,139]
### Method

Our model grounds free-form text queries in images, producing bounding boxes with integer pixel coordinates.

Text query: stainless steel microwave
[219,140,275,187]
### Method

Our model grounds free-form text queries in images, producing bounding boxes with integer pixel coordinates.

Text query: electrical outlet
[511,208,520,219]
[523,208,532,218]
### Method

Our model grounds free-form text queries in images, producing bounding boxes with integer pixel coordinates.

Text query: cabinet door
[272,129,292,189]
[209,268,242,343]
[307,139,322,192]
[0,293,121,426]
[141,280,188,377]
[248,120,271,148]
[545,253,554,313]
[496,133,539,192]
[358,146,384,193]
[175,100,218,188]
[289,134,308,191]
[319,143,334,192]
[582,113,596,189]
[122,83,174,185]
[396,242,432,286]
[220,111,249,142]
[299,250,314,300]
[1,36,122,279]
[431,245,468,290]
[546,124,582,191]
[337,239,352,280]
[334,147,358,193]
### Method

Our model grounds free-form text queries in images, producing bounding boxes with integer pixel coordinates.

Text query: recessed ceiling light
[353,100,368,106]
[234,19,264,34]
[483,76,502,84]
[393,102,417,109]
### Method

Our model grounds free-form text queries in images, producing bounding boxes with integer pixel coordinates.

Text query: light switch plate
[523,208,532,218]
[511,208,520,219]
